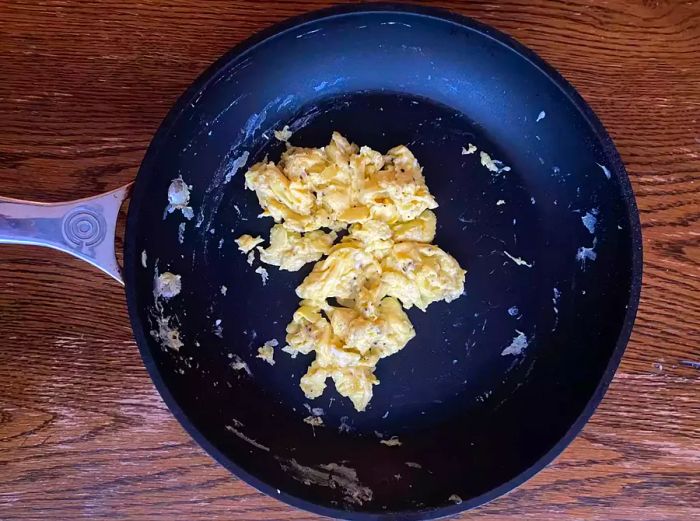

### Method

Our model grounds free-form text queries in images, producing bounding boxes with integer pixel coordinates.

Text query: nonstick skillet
[0,4,642,520]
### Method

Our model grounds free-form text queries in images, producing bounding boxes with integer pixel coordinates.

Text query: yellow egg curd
[239,132,466,411]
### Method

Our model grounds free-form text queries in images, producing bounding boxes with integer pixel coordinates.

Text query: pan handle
[0,184,132,285]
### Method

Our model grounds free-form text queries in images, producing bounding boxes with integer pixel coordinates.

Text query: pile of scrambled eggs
[238,132,466,411]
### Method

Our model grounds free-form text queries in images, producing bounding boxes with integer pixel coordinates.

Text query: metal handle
[0,184,132,284]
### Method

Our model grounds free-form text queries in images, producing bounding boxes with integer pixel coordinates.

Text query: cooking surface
[0,1,698,520]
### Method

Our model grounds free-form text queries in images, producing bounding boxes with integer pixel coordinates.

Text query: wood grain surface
[0,0,698,519]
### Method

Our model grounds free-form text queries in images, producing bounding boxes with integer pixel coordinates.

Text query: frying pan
[0,4,642,520]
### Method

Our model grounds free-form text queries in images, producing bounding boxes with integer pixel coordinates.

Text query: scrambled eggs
[238,132,466,411]
[257,339,278,365]
[235,234,264,253]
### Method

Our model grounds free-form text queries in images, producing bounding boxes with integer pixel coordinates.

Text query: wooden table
[1,1,698,519]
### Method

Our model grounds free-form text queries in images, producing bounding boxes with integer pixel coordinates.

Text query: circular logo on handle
[62,207,106,253]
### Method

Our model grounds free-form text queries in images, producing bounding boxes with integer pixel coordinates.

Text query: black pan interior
[124,5,641,520]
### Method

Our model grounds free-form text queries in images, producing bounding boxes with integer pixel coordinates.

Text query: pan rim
[123,3,643,520]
